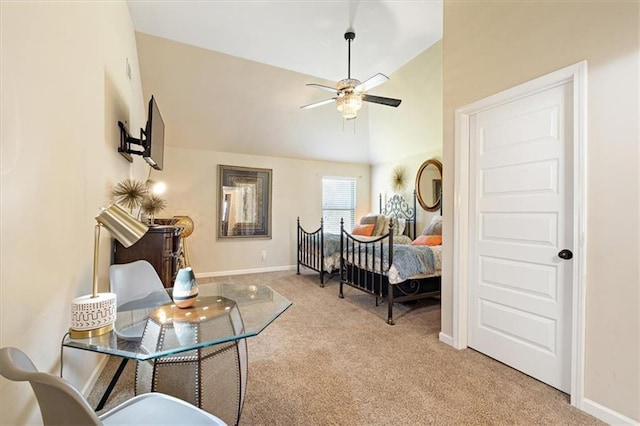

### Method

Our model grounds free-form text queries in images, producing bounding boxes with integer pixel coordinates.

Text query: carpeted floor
[87,270,601,425]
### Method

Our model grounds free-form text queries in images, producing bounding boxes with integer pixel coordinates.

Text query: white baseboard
[438,332,453,346]
[582,398,639,425]
[81,354,109,396]
[196,264,296,278]
[437,333,637,425]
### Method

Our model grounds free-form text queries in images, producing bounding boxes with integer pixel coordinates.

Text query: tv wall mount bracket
[118,121,146,163]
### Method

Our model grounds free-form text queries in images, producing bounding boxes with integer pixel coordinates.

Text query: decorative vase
[172,267,198,308]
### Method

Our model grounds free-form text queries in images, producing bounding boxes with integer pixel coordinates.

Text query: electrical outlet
[261,250,267,261]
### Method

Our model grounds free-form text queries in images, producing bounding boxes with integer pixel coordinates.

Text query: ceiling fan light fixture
[336,92,362,120]
[301,30,401,117]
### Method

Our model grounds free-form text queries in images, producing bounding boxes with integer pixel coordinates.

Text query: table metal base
[95,358,129,411]
[135,297,248,426]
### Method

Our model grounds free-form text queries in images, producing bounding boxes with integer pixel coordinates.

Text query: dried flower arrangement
[112,179,147,213]
[112,179,167,224]
[140,194,167,224]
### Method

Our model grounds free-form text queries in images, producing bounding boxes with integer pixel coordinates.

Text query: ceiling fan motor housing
[337,79,362,94]
[300,29,401,116]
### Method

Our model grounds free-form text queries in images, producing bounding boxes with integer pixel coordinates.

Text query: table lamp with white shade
[69,204,148,339]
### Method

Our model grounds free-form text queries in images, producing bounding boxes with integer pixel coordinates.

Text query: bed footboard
[339,219,395,322]
[338,219,440,324]
[297,217,327,286]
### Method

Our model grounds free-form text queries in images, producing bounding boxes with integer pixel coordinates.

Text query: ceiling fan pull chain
[339,114,357,134]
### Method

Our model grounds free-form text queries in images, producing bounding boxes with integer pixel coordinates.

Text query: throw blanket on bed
[322,233,411,256]
[323,233,342,256]
[344,243,436,283]
[391,244,436,280]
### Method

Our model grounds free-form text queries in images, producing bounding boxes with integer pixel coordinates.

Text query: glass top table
[63,282,292,361]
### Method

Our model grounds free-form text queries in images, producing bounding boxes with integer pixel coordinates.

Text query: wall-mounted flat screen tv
[118,95,165,170]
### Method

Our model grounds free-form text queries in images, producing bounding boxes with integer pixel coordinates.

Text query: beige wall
[134,32,372,164]
[137,35,443,275]
[153,146,370,275]
[370,40,443,166]
[0,2,148,424]
[370,41,443,233]
[442,1,639,420]
[135,34,374,274]
[372,151,442,235]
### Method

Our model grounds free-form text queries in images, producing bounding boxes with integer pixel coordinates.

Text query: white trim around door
[452,61,588,408]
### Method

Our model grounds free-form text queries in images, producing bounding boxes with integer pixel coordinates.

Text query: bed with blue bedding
[296,193,416,286]
[296,218,342,286]
[338,194,442,325]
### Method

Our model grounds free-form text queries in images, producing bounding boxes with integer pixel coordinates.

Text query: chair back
[110,260,171,308]
[110,260,172,340]
[0,347,101,425]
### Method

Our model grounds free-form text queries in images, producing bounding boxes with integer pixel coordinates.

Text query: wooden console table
[112,225,181,288]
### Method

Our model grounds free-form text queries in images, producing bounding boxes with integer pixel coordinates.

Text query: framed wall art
[218,165,272,239]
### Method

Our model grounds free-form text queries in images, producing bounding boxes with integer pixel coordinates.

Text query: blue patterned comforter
[322,233,342,256]
[344,243,436,284]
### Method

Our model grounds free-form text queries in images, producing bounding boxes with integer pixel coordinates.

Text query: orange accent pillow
[352,224,375,236]
[411,235,442,246]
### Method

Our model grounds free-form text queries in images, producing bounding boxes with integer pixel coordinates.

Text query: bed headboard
[378,191,417,239]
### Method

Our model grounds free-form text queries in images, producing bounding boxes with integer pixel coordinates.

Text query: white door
[468,82,573,393]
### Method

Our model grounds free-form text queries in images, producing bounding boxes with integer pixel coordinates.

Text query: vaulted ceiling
[127,1,443,82]
[127,1,443,164]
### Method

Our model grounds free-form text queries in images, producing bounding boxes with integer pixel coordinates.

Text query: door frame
[452,61,587,407]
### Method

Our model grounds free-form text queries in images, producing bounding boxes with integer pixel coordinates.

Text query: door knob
[558,249,573,260]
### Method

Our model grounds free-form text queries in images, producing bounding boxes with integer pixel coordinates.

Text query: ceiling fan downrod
[300,29,401,116]
[345,31,355,79]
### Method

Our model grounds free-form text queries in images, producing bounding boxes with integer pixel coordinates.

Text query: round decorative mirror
[415,159,443,212]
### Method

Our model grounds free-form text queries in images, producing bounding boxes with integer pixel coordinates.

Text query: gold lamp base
[69,323,114,339]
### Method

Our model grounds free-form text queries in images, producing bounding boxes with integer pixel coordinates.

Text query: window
[322,177,356,234]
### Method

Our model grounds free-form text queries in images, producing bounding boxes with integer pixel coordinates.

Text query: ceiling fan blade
[306,83,338,94]
[362,94,402,107]
[355,73,389,92]
[300,98,337,110]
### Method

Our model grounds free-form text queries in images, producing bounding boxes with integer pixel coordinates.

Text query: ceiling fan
[300,31,402,120]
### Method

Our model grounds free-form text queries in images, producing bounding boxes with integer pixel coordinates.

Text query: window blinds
[322,177,356,234]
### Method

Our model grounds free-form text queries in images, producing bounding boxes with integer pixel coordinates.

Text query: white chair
[109,260,172,340]
[112,261,247,425]
[0,347,227,425]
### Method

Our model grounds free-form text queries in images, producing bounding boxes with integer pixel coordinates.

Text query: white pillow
[359,214,385,235]
[423,215,442,235]
[378,215,390,236]
[393,217,406,236]
[382,216,405,236]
